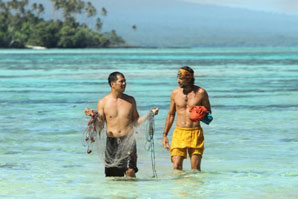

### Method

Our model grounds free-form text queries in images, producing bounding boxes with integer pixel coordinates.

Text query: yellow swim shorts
[170,126,204,159]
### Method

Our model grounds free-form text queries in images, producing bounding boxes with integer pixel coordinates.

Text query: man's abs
[106,125,133,137]
[176,113,201,128]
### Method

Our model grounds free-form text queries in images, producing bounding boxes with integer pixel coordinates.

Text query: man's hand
[85,108,97,117]
[162,135,170,151]
[85,108,100,126]
[151,108,159,115]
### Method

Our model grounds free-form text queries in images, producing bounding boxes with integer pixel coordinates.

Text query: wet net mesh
[141,111,157,177]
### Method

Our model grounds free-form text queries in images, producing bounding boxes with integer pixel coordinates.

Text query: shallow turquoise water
[0,48,297,199]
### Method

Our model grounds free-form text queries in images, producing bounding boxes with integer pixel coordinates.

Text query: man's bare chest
[104,100,133,119]
[175,93,203,109]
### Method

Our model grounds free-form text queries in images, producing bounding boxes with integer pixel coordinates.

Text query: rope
[145,111,158,178]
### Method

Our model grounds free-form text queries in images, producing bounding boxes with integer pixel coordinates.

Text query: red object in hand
[85,136,89,141]
[189,106,208,122]
[87,149,92,154]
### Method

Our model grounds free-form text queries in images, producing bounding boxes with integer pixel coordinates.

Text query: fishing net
[82,110,157,178]
[81,112,104,154]
[137,111,157,177]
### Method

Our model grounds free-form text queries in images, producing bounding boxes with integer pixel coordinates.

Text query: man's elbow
[167,112,175,118]
[133,117,141,126]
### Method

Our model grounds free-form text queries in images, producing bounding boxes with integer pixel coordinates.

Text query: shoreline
[1,45,298,50]
[25,45,47,50]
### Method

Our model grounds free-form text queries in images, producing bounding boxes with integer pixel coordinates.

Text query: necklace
[183,86,192,102]
[184,94,188,102]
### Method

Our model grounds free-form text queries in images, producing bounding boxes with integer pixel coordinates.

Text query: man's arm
[162,91,176,151]
[132,97,159,126]
[95,99,105,135]
[201,89,211,113]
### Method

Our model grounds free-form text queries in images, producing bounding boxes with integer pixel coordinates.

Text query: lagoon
[0,48,297,198]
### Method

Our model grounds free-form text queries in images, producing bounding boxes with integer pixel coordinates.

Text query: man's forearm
[163,114,175,136]
[90,111,104,135]
[135,110,154,126]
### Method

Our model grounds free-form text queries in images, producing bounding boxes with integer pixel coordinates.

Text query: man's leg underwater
[125,169,136,177]
[171,156,184,170]
[190,154,202,171]
[171,148,186,170]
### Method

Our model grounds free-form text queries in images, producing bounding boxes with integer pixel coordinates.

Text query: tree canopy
[0,0,125,48]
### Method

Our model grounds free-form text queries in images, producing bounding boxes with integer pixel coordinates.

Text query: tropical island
[0,0,125,48]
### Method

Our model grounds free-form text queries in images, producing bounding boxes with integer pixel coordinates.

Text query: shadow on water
[83,196,138,199]
[83,197,138,199]
[105,169,205,182]
[83,197,104,199]
[109,177,159,182]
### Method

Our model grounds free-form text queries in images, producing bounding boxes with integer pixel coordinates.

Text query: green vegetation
[0,0,125,48]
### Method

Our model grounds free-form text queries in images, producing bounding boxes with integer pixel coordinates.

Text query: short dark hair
[179,66,195,85]
[108,71,124,86]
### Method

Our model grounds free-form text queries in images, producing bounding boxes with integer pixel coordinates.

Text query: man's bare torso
[99,94,136,137]
[174,86,207,128]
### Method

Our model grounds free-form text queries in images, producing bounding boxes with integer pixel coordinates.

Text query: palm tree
[7,0,18,10]
[32,2,37,13]
[62,0,73,19]
[37,4,44,18]
[101,7,107,17]
[96,17,102,32]
[62,0,87,21]
[131,25,137,47]
[0,0,7,13]
[0,0,9,22]
[32,3,37,9]
[76,0,85,23]
[50,0,62,20]
[100,7,107,29]
[18,0,28,15]
[0,0,4,9]
[22,0,28,5]
[85,2,96,28]
[85,2,96,17]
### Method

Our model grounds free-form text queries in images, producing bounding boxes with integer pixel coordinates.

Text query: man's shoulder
[194,85,208,95]
[172,88,180,94]
[98,95,109,104]
[123,93,135,102]
[170,88,182,101]
[193,85,206,93]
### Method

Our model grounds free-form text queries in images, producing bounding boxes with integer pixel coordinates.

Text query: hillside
[36,0,298,47]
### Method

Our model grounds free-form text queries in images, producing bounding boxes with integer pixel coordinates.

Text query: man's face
[112,75,126,92]
[177,76,191,88]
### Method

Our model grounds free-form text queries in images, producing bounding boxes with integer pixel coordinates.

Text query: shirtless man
[85,72,159,177]
[162,66,211,171]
